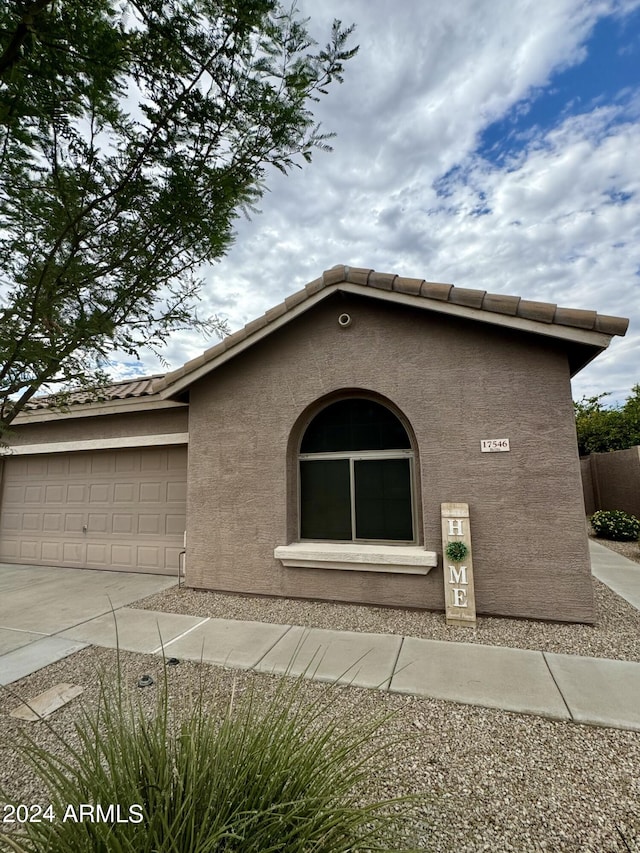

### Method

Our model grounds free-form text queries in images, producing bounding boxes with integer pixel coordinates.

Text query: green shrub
[1,667,419,853]
[591,509,640,541]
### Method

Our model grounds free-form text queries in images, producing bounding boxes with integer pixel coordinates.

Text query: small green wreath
[445,541,469,563]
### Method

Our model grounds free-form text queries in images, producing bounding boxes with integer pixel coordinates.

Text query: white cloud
[132,0,639,404]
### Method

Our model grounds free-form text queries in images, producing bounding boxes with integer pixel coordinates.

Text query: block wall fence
[581,446,640,518]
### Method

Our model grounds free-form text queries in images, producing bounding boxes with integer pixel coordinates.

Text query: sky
[128,0,640,405]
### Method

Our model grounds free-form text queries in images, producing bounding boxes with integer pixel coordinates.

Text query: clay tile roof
[321,266,348,286]
[482,293,521,316]
[284,289,308,311]
[393,276,423,296]
[243,314,270,335]
[156,264,628,393]
[25,375,164,410]
[553,307,598,330]
[323,264,627,335]
[517,299,557,324]
[344,267,373,286]
[367,271,397,291]
[420,281,453,301]
[594,314,629,336]
[448,287,486,309]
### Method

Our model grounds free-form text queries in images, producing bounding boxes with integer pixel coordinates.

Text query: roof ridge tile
[264,302,288,323]
[305,275,326,295]
[482,293,521,316]
[420,281,453,301]
[594,314,629,335]
[553,307,597,330]
[393,276,423,296]
[367,271,397,290]
[151,263,628,396]
[321,266,346,286]
[448,286,486,309]
[343,266,373,286]
[517,299,557,324]
[284,288,308,311]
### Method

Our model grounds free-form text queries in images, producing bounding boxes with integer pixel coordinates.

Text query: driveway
[0,563,176,685]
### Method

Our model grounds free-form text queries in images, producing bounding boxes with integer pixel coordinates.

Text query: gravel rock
[136,576,640,662]
[1,647,639,852]
[2,540,639,851]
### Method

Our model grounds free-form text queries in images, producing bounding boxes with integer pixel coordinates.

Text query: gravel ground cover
[2,538,639,851]
[136,574,640,662]
[1,647,639,853]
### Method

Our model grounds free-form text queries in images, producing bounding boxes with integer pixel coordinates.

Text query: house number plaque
[441,502,477,627]
[480,438,510,452]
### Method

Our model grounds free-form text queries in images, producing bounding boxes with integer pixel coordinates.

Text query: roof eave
[158,283,335,399]
[158,279,616,398]
[13,394,187,425]
[341,282,615,350]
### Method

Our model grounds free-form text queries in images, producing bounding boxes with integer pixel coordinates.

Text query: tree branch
[0,0,54,78]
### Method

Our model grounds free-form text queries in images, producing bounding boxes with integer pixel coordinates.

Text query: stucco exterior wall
[6,406,188,447]
[186,293,592,622]
[580,457,597,516]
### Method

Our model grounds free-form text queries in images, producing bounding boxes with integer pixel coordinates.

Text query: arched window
[299,398,415,542]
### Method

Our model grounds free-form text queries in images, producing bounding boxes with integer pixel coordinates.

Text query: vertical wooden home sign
[441,502,477,626]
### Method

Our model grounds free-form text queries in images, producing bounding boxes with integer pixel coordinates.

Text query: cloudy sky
[134,0,640,404]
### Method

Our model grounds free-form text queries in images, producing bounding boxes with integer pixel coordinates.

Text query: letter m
[448,565,468,585]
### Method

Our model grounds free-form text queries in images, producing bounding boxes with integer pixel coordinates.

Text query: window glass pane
[301,399,411,453]
[354,459,413,541]
[300,460,351,540]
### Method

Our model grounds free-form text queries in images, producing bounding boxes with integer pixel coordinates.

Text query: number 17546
[480,438,510,452]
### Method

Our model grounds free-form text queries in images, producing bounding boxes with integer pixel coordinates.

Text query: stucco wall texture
[7,407,188,446]
[186,293,593,623]
[581,457,597,516]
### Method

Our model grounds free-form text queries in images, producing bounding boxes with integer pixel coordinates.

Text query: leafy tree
[0,0,357,436]
[574,385,640,455]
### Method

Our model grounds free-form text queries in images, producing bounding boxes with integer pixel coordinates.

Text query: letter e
[452,587,468,608]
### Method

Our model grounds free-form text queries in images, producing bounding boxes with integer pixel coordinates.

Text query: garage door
[0,446,187,575]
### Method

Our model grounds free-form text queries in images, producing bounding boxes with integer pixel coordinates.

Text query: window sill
[274,543,437,575]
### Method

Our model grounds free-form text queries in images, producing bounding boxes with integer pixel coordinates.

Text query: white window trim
[298,449,413,461]
[275,542,437,575]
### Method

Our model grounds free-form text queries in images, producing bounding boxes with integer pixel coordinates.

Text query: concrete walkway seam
[385,635,406,693]
[151,617,211,655]
[250,624,296,670]
[541,650,575,723]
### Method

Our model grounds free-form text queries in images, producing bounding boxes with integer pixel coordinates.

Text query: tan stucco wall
[580,456,597,516]
[6,406,188,446]
[186,293,593,622]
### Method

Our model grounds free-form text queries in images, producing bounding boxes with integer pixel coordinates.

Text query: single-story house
[0,265,629,622]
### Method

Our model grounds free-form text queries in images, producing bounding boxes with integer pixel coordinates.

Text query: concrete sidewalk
[1,544,639,732]
[54,602,640,732]
[589,537,640,610]
[0,563,175,686]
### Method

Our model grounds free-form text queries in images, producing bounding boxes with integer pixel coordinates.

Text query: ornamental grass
[1,660,419,853]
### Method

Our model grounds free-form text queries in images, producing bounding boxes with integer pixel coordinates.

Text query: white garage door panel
[0,446,187,575]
